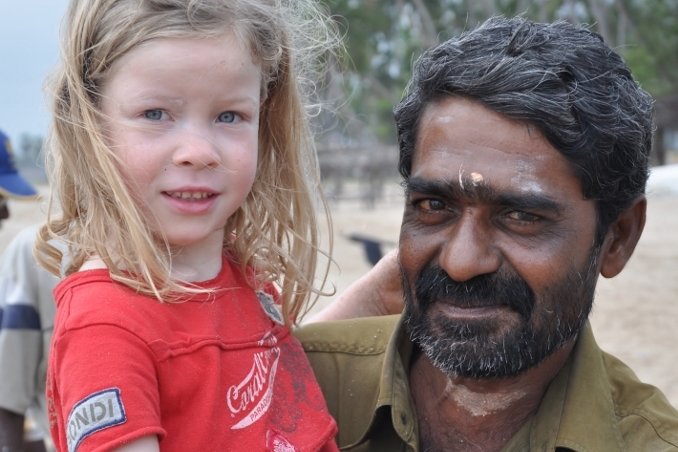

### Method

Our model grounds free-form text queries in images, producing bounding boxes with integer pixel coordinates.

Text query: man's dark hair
[394,16,654,236]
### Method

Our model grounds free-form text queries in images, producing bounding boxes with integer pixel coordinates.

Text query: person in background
[299,16,678,451]
[0,128,53,452]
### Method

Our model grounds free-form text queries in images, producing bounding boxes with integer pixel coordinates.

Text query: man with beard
[298,16,678,451]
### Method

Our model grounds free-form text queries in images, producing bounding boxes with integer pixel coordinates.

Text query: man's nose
[172,128,221,169]
[439,211,501,282]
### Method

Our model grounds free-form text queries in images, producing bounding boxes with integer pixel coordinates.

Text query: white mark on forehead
[470,172,484,185]
[458,165,465,190]
[512,179,548,196]
[458,166,485,191]
[509,160,548,195]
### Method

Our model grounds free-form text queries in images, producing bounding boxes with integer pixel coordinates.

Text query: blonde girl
[36,0,339,450]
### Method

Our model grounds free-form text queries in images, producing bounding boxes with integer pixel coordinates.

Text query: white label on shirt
[66,388,126,452]
[267,429,298,451]
[227,332,281,429]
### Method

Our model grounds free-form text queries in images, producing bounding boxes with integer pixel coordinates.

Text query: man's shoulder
[296,314,400,355]
[294,314,401,400]
[555,327,678,450]
[602,351,678,449]
[296,315,404,448]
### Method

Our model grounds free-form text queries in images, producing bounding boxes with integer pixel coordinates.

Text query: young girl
[35,0,340,450]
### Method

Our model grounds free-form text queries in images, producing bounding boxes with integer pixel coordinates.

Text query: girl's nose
[172,129,221,169]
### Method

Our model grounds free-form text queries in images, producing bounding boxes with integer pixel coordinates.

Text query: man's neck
[409,341,575,452]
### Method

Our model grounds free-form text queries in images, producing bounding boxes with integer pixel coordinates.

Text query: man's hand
[307,249,404,322]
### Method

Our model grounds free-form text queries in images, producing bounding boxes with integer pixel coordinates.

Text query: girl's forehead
[105,33,260,78]
[101,35,262,103]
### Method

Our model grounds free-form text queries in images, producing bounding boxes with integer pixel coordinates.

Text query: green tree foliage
[321,0,678,145]
[619,0,678,96]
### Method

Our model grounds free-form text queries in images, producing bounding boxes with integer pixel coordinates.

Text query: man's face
[399,97,602,378]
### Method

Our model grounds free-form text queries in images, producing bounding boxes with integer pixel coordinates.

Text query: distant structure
[655,94,678,165]
[318,145,399,208]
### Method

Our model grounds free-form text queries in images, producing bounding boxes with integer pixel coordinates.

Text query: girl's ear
[599,196,646,278]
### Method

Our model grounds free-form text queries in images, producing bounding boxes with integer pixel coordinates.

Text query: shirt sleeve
[49,323,165,451]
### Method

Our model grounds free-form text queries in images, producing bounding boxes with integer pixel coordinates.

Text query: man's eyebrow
[404,176,563,212]
[495,192,563,212]
[403,177,452,197]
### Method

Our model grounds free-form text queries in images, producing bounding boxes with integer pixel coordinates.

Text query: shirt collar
[360,319,625,451]
[377,315,417,445]
[343,315,417,449]
[530,321,626,450]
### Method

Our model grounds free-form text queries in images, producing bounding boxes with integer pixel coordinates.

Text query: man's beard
[403,249,599,378]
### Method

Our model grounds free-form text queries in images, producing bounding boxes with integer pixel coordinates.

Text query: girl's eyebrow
[404,176,564,213]
[132,93,185,106]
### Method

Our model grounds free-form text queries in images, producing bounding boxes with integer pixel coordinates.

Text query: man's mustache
[413,265,535,321]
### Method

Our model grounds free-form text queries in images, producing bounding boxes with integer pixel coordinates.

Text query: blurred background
[2,0,677,188]
[1,0,677,408]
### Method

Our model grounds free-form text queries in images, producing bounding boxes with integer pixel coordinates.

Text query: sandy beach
[2,182,677,409]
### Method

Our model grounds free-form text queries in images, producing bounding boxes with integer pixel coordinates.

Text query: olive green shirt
[297,315,678,451]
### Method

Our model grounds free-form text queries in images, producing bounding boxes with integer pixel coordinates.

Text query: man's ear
[599,196,646,278]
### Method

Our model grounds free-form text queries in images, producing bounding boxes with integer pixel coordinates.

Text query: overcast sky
[0,1,69,148]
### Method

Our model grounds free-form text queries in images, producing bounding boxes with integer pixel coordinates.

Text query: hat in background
[0,129,39,199]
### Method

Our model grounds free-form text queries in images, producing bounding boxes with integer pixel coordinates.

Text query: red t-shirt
[47,257,338,451]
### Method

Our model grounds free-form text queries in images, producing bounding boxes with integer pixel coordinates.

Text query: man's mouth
[414,266,536,321]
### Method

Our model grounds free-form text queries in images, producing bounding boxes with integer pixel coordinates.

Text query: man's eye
[217,111,238,123]
[416,199,446,212]
[143,109,166,121]
[506,210,540,223]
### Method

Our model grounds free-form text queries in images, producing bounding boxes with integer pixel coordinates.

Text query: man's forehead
[405,171,547,199]
[406,172,498,199]
[412,97,585,202]
[410,150,561,194]
[405,172,562,209]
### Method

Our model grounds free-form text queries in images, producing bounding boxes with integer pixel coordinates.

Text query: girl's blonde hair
[36,0,338,324]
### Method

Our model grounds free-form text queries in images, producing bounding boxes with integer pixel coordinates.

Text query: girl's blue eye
[217,111,237,123]
[144,109,164,120]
